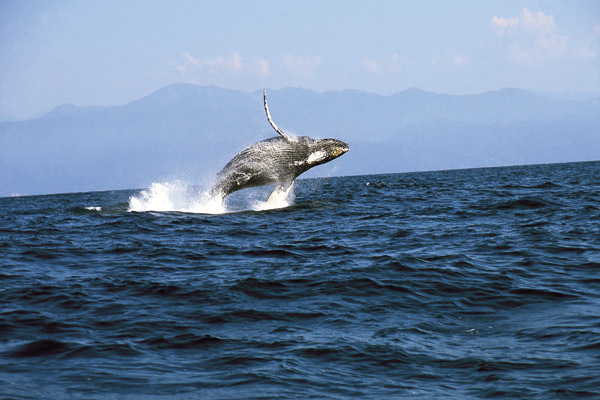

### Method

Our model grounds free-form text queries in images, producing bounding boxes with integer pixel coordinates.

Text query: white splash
[128,181,226,214]
[252,182,295,211]
[85,206,102,211]
[128,180,295,214]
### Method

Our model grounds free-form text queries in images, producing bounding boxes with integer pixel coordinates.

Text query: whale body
[210,89,349,200]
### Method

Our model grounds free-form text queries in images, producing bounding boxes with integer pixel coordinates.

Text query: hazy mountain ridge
[1,84,598,196]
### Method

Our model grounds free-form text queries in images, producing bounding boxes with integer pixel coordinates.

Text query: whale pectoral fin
[264,88,293,142]
[266,180,294,204]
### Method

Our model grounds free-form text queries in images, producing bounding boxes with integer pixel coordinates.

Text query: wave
[4,339,72,358]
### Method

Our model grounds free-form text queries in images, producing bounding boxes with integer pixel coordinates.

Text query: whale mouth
[332,146,349,158]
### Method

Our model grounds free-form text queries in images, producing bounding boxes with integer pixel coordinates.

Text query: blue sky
[1,0,599,118]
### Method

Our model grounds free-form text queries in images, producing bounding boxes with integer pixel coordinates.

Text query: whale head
[303,137,349,167]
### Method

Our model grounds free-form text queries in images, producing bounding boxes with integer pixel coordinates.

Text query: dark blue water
[1,161,599,399]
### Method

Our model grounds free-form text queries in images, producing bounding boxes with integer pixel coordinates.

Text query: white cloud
[362,53,407,74]
[389,53,407,72]
[181,52,243,74]
[522,9,566,56]
[452,55,469,67]
[491,15,518,37]
[573,24,600,60]
[491,8,568,61]
[257,58,270,77]
[183,52,198,65]
[508,43,532,63]
[520,8,556,35]
[432,51,470,68]
[283,54,321,79]
[491,9,556,37]
[362,58,381,74]
[538,33,567,56]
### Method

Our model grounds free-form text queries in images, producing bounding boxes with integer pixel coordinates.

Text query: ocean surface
[1,161,599,399]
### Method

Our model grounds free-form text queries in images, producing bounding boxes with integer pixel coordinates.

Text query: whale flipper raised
[263,89,293,142]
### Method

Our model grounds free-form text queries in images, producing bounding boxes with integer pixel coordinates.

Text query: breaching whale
[209,89,349,201]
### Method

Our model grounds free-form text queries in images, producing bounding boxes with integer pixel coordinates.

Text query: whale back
[211,136,311,197]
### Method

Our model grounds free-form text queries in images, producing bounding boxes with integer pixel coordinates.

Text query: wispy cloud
[432,51,470,69]
[452,55,470,67]
[491,15,518,37]
[573,24,600,61]
[491,9,567,62]
[362,53,408,74]
[520,8,557,35]
[180,52,243,75]
[257,58,270,77]
[283,54,321,79]
[362,58,381,74]
[389,53,407,72]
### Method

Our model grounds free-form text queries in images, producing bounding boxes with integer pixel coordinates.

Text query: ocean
[1,161,599,399]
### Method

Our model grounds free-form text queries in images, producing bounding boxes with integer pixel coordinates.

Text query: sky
[1,0,599,119]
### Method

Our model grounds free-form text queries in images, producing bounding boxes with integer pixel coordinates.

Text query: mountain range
[1,84,598,196]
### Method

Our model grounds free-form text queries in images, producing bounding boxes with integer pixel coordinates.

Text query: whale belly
[210,137,311,198]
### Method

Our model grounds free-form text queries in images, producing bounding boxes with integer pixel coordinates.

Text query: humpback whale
[209,89,349,201]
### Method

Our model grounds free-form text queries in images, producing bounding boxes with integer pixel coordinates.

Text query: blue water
[1,161,599,399]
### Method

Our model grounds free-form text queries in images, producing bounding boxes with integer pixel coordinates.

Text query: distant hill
[1,84,599,196]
